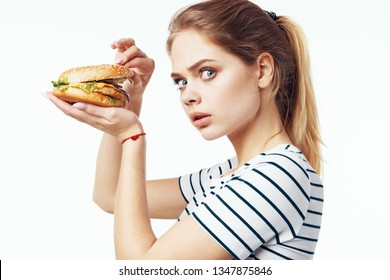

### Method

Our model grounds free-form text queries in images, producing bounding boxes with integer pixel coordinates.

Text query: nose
[181,85,201,106]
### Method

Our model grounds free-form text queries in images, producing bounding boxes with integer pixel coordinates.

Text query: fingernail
[73,102,86,110]
[115,58,123,64]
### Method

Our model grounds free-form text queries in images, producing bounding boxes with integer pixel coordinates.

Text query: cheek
[213,91,260,129]
[222,82,261,123]
[217,66,259,96]
[215,76,260,108]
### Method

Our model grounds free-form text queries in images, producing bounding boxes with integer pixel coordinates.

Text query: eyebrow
[171,59,217,79]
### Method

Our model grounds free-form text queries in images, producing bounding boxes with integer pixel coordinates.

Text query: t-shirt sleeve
[190,159,312,260]
[179,158,236,204]
[179,167,210,204]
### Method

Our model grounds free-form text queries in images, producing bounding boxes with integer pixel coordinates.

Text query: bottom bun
[52,86,127,107]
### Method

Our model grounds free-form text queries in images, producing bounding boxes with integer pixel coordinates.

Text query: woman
[47,0,323,260]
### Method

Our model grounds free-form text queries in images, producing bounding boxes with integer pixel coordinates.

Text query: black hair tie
[265,10,277,21]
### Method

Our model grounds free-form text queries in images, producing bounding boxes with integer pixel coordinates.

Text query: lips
[189,112,211,128]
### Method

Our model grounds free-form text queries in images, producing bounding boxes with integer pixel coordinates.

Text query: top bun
[59,64,131,83]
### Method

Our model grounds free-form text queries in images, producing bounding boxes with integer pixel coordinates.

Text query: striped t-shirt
[178,144,323,260]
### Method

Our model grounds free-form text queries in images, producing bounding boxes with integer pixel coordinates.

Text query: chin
[198,128,224,141]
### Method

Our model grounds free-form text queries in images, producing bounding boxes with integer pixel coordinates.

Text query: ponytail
[277,16,323,174]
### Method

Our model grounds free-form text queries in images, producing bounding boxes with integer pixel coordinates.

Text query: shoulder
[257,144,312,179]
[230,144,314,201]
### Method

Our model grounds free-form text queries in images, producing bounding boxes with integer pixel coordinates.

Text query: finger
[72,102,117,122]
[111,38,135,52]
[114,45,144,65]
[73,103,140,135]
[116,45,146,66]
[69,103,115,130]
[47,91,116,122]
[46,91,73,112]
[46,92,106,124]
[121,56,153,74]
[46,92,92,122]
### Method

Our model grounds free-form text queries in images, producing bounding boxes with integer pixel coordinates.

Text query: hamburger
[51,64,132,107]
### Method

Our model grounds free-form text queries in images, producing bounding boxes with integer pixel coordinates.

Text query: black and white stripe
[178,145,323,260]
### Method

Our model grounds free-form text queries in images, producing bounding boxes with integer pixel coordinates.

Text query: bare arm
[93,133,186,218]
[92,80,143,214]
[115,135,232,260]
[92,133,121,214]
[93,37,189,216]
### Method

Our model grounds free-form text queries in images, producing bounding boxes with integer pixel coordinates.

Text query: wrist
[118,122,145,143]
[121,132,146,144]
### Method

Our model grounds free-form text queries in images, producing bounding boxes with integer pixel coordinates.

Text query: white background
[0,0,389,260]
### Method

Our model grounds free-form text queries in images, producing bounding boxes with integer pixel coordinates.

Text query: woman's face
[170,30,261,140]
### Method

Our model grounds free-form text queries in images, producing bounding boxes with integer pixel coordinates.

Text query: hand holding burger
[47,38,154,139]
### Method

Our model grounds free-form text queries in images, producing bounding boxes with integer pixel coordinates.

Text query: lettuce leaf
[51,78,69,91]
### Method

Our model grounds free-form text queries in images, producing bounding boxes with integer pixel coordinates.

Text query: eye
[173,79,188,89]
[201,69,216,80]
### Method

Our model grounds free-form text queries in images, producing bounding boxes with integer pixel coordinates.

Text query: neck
[227,101,291,169]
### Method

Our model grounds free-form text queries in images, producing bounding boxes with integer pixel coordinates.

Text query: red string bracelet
[121,132,146,144]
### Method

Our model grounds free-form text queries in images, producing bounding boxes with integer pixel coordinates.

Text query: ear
[256,53,274,89]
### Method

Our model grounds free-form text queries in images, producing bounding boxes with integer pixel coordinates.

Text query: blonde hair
[167,0,323,173]
[276,16,323,173]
